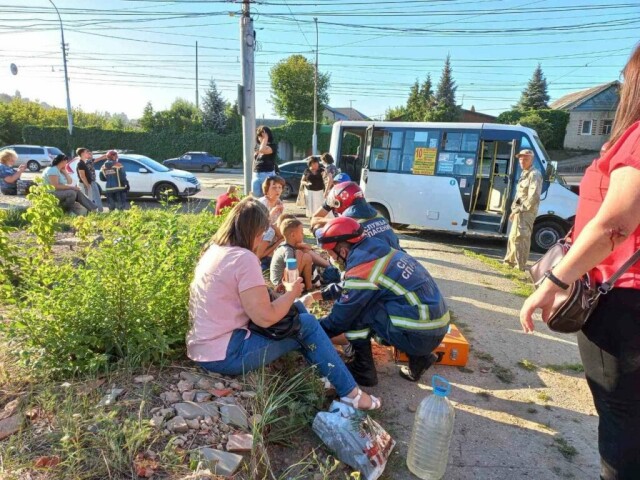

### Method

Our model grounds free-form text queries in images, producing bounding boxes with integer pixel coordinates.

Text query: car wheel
[202,165,211,173]
[153,182,179,202]
[532,219,567,253]
[370,203,406,229]
[282,182,294,199]
[27,160,40,172]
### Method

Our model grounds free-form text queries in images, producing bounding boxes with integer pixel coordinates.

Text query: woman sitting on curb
[187,197,380,410]
[42,154,97,215]
[0,149,26,195]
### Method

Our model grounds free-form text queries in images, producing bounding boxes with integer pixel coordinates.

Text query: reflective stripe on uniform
[345,328,370,340]
[389,310,450,330]
[343,279,379,290]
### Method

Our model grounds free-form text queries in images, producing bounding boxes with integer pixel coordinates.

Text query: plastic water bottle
[406,375,455,480]
[285,258,298,283]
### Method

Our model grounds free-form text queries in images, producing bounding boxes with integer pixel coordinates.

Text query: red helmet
[326,181,364,215]
[317,216,365,251]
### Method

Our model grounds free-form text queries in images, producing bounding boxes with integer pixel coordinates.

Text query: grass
[554,436,578,461]
[537,391,552,402]
[462,249,535,297]
[517,359,538,371]
[493,365,515,384]
[475,351,494,363]
[544,363,585,373]
[476,390,492,400]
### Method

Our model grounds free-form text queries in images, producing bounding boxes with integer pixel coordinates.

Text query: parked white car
[0,144,64,172]
[93,154,201,200]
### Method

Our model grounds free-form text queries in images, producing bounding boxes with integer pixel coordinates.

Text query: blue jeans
[106,191,127,211]
[322,303,447,357]
[251,171,275,197]
[198,313,357,397]
[85,182,103,212]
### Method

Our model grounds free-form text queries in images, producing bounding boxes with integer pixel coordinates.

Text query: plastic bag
[313,401,395,480]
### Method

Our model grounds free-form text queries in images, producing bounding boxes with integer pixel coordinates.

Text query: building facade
[551,81,619,151]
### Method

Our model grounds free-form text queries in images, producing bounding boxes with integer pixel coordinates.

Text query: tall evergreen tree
[140,102,155,131]
[419,74,435,120]
[406,79,422,121]
[427,55,461,122]
[201,79,227,133]
[517,64,550,110]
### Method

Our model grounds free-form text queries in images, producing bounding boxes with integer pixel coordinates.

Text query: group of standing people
[0,147,129,214]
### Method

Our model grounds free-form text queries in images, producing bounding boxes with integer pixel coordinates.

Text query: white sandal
[340,388,381,411]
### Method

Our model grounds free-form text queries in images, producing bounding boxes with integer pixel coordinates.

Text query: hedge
[22,121,333,167]
[496,109,569,150]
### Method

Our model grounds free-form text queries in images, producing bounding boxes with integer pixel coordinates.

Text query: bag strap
[598,247,640,295]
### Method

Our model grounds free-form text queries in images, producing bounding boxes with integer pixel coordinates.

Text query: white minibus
[329,121,578,252]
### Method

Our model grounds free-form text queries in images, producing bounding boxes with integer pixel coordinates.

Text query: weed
[458,366,474,374]
[554,436,578,461]
[462,249,534,297]
[537,391,552,402]
[544,363,585,373]
[493,365,515,384]
[527,407,538,414]
[475,351,494,363]
[476,390,491,400]
[545,405,553,411]
[517,359,538,371]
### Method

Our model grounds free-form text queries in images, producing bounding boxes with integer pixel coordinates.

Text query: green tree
[225,101,242,133]
[517,64,550,110]
[384,105,407,121]
[153,99,202,133]
[419,74,435,119]
[201,79,227,133]
[405,79,422,121]
[140,102,155,131]
[426,55,461,122]
[269,54,330,121]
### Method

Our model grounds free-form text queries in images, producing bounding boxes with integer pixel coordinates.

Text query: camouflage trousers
[504,211,536,271]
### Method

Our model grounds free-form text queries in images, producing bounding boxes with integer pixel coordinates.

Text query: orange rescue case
[393,324,469,367]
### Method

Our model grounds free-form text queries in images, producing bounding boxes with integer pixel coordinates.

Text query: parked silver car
[0,144,64,172]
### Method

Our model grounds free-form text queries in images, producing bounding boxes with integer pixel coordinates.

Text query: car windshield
[533,135,551,162]
[135,156,170,172]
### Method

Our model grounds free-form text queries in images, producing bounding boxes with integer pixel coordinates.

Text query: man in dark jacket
[100,150,128,211]
[315,216,450,386]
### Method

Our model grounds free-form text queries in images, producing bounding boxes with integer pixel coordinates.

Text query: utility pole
[49,0,73,136]
[240,1,256,195]
[195,41,199,109]
[312,17,319,156]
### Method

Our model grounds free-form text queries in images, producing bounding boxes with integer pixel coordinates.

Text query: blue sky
[0,0,637,120]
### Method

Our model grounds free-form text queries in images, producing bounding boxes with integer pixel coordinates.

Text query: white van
[329,121,578,252]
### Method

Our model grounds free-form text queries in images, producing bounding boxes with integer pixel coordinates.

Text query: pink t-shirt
[187,245,266,362]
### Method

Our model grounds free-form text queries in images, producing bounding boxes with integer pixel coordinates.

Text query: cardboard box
[393,324,469,367]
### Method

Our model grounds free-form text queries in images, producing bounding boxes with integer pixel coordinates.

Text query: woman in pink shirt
[187,197,380,410]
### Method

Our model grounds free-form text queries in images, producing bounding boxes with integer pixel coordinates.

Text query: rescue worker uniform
[319,235,450,385]
[504,166,543,270]
[318,198,402,302]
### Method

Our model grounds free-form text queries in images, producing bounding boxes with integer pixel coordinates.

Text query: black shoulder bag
[248,289,302,341]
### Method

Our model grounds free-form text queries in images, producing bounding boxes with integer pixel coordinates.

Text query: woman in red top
[521,44,640,479]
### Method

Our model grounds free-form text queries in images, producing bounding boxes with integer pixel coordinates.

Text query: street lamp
[49,0,73,136]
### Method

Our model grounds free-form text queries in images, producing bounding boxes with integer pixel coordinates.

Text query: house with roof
[323,106,370,122]
[550,81,619,150]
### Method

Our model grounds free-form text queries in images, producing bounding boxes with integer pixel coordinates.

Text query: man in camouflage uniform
[504,149,543,271]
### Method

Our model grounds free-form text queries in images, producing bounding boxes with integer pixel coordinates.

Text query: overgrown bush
[1,203,223,377]
[496,108,569,149]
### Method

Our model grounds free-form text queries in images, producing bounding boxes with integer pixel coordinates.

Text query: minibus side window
[438,131,479,176]
[370,129,404,172]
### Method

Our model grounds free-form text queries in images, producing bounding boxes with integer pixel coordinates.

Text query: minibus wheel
[532,219,567,253]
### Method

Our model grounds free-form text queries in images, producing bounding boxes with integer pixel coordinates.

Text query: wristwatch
[544,270,569,290]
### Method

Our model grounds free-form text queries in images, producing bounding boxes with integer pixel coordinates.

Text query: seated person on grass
[270,217,315,291]
[256,176,286,265]
[277,213,331,274]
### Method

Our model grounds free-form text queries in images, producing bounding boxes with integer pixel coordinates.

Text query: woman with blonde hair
[0,149,26,195]
[187,197,380,410]
[521,44,640,478]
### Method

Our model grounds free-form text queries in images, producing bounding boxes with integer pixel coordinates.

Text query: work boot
[345,340,378,387]
[399,352,438,382]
